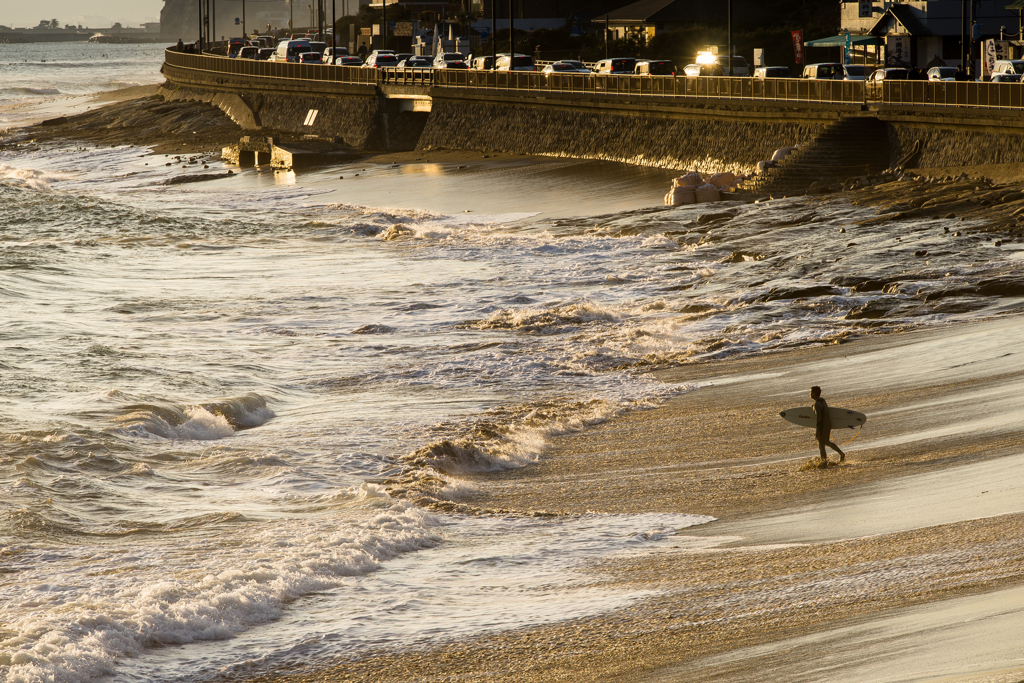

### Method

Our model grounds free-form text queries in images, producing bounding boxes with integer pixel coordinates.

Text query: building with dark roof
[839,1,1021,69]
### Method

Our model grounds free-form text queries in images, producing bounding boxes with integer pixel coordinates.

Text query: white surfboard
[780,406,867,430]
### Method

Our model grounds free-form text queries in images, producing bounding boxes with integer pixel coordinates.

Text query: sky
[2,1,164,29]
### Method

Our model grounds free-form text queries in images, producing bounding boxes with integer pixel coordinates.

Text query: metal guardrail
[431,69,864,104]
[162,49,862,104]
[163,50,1024,111]
[880,80,1024,109]
[164,49,377,85]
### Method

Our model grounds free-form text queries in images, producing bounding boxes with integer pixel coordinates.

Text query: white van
[992,59,1024,75]
[802,62,844,80]
[495,53,536,71]
[270,39,311,62]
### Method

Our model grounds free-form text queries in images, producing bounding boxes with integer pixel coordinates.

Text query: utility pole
[197,0,203,51]
[509,0,514,57]
[332,0,336,55]
[605,13,609,59]
[382,0,387,51]
[491,0,496,68]
[727,0,732,76]
[969,0,976,79]
[242,0,246,38]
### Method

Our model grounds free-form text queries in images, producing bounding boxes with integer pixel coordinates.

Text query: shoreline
[242,313,1024,683]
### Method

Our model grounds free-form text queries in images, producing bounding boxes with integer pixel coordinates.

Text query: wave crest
[113,394,274,441]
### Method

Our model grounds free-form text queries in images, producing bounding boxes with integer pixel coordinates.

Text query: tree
[50,19,59,29]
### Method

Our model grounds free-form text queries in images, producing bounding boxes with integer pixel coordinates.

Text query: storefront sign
[983,39,1011,78]
[886,35,910,66]
[791,30,804,65]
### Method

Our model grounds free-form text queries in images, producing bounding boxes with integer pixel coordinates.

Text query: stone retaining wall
[417,97,830,174]
[880,110,1024,170]
[160,62,1024,173]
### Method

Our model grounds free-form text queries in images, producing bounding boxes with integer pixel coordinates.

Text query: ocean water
[2,45,1023,683]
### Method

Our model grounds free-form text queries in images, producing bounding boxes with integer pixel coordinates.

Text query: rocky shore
[0,86,242,155]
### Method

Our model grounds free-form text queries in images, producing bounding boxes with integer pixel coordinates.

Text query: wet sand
[241,313,1024,683]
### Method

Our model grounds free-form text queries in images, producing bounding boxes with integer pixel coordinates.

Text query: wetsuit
[814,396,845,461]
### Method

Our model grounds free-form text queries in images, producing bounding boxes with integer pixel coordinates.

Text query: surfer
[811,386,845,464]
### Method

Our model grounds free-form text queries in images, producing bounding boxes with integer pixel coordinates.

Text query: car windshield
[611,59,633,70]
[376,56,398,64]
[648,61,673,75]
[552,63,573,71]
[844,65,868,76]
[817,64,841,78]
[1008,62,1024,74]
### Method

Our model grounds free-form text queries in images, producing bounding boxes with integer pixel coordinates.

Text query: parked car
[321,46,348,63]
[992,72,1023,82]
[434,51,467,68]
[594,58,636,74]
[716,56,750,76]
[541,61,592,74]
[333,55,363,66]
[435,60,469,69]
[394,53,414,64]
[683,62,723,77]
[992,59,1024,76]
[927,66,957,81]
[868,68,909,81]
[753,66,790,79]
[307,41,327,56]
[802,63,844,79]
[227,37,248,57]
[495,53,535,71]
[397,56,433,69]
[297,52,323,64]
[237,45,261,60]
[634,59,675,75]
[257,47,275,60]
[559,59,589,71]
[364,51,400,68]
[471,55,495,70]
[842,64,870,80]
[270,39,312,62]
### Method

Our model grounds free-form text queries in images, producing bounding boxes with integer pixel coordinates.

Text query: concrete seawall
[418,96,836,174]
[161,58,1024,178]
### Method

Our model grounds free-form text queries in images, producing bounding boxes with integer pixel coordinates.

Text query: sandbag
[771,147,797,162]
[694,184,720,203]
[706,172,737,189]
[672,171,702,188]
[667,186,696,206]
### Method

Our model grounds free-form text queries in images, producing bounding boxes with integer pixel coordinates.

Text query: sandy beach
[239,313,1024,683]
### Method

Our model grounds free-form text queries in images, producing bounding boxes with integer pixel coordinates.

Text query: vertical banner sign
[792,29,804,64]
[753,48,764,67]
[859,0,872,18]
[885,35,909,66]
[844,32,852,64]
[984,40,1009,78]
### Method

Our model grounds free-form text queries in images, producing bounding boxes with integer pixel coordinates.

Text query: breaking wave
[112,394,275,441]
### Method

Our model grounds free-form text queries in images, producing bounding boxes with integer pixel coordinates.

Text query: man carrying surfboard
[811,386,845,464]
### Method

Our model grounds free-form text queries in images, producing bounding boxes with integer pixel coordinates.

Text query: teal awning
[1007,0,1024,9]
[804,34,880,47]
